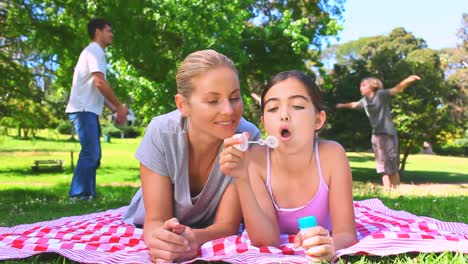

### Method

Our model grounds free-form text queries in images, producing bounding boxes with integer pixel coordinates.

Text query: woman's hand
[144,218,196,263]
[220,132,249,180]
[172,224,199,262]
[294,226,335,263]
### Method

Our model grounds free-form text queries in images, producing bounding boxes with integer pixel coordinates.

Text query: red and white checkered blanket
[1,199,467,263]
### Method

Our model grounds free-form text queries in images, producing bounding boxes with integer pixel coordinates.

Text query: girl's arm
[220,135,280,247]
[327,142,357,250]
[236,160,281,247]
[295,141,356,262]
[389,75,420,95]
[336,101,360,109]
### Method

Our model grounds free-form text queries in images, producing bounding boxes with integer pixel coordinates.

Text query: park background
[1,0,467,263]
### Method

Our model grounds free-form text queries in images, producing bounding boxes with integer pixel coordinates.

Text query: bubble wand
[233,133,279,152]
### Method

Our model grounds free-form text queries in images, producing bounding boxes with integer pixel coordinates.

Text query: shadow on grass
[98,167,141,181]
[1,136,79,153]
[9,135,77,143]
[347,154,375,163]
[3,166,72,174]
[0,167,140,180]
[0,168,73,177]
[1,148,77,153]
[0,184,139,227]
[352,167,468,184]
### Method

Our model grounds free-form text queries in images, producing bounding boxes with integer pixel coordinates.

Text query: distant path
[395,183,468,195]
[360,182,468,196]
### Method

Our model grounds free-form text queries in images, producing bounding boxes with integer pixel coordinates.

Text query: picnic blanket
[0,198,467,263]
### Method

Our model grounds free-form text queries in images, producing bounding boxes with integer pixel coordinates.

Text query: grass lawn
[0,130,467,263]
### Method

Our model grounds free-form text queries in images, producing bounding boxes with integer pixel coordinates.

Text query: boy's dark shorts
[371,134,399,175]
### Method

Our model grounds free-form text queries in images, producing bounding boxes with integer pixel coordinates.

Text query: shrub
[56,121,73,135]
[109,126,143,138]
[433,139,468,156]
[101,123,121,137]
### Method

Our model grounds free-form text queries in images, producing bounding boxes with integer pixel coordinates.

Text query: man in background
[65,18,128,200]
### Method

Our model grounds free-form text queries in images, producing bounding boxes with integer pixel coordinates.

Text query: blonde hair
[361,77,383,91]
[176,49,238,98]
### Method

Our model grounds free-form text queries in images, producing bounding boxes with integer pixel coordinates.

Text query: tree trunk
[23,128,29,138]
[1,127,8,136]
[399,139,414,173]
[70,151,74,171]
[17,127,21,137]
[70,126,75,140]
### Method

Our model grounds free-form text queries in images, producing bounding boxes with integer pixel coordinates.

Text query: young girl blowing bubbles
[220,70,357,262]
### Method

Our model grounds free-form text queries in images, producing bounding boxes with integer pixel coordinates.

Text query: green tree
[1,1,60,133]
[439,13,468,136]
[322,61,373,151]
[1,0,344,125]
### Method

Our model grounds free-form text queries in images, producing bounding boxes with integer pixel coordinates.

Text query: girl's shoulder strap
[315,140,326,186]
[266,147,272,190]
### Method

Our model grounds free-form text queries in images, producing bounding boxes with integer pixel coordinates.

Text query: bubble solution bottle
[297,216,318,264]
[298,215,317,231]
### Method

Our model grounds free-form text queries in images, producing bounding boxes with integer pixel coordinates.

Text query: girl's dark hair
[261,70,325,113]
[87,18,111,39]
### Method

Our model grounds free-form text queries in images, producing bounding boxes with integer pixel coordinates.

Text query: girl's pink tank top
[266,141,331,234]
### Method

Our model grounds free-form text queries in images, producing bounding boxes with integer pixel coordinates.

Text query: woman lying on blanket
[123,50,260,262]
[220,70,357,262]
